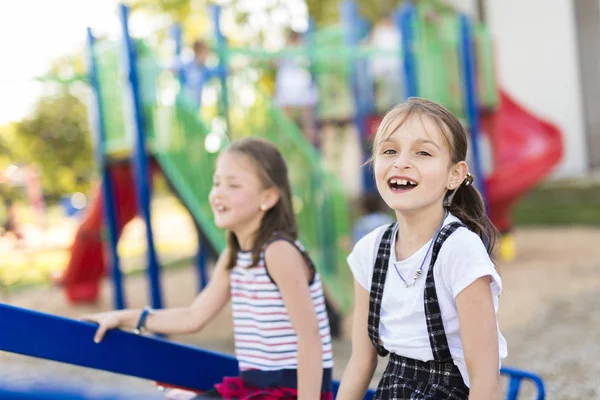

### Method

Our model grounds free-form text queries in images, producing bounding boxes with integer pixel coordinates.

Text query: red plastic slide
[59,163,139,303]
[482,90,563,232]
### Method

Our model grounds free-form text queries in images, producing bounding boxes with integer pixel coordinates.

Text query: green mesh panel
[474,24,498,110]
[413,4,465,117]
[94,41,130,156]
[136,42,227,252]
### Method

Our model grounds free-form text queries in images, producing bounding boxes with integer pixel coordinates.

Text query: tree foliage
[12,90,95,202]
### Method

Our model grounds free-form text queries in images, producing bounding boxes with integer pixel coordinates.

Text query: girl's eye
[230,184,242,189]
[212,181,219,187]
[382,149,397,155]
[416,151,431,156]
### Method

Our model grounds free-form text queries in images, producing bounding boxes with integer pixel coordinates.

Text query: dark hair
[371,97,499,255]
[193,39,208,53]
[222,138,297,269]
[287,30,301,42]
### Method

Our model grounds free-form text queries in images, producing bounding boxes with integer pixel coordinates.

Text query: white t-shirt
[348,214,508,387]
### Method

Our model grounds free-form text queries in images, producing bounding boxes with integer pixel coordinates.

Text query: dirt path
[2,226,600,398]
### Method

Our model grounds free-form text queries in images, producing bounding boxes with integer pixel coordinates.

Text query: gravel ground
[1,227,599,399]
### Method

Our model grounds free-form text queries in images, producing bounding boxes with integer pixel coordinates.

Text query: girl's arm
[456,276,501,400]
[336,279,378,399]
[264,241,323,400]
[82,250,231,343]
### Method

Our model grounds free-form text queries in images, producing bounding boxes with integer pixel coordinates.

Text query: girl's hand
[81,312,122,343]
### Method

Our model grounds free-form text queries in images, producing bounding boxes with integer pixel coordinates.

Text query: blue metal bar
[0,303,538,400]
[304,17,320,148]
[211,5,231,135]
[501,367,546,400]
[171,23,184,84]
[169,23,208,291]
[119,4,163,310]
[86,28,126,310]
[196,241,208,290]
[0,302,378,398]
[0,303,238,391]
[459,14,488,204]
[396,3,418,99]
[340,0,374,193]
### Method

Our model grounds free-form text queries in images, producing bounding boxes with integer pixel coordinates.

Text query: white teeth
[215,205,226,212]
[390,179,417,186]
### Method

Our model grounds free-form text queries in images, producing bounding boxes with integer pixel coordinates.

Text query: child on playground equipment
[337,98,507,399]
[173,39,226,111]
[82,137,334,400]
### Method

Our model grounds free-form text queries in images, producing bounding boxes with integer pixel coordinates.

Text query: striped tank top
[230,238,334,390]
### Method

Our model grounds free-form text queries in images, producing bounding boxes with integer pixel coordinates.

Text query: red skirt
[215,377,333,400]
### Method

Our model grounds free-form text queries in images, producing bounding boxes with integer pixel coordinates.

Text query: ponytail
[445,174,499,256]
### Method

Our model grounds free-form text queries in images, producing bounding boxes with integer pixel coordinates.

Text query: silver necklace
[392,211,448,288]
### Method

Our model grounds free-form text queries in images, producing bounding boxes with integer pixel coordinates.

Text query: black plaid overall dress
[368,222,470,400]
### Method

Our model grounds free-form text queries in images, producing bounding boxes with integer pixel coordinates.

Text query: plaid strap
[368,223,397,357]
[424,222,464,362]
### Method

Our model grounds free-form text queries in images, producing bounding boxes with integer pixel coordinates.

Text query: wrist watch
[133,306,154,335]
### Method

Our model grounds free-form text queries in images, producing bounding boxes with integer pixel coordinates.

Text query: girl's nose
[393,153,413,170]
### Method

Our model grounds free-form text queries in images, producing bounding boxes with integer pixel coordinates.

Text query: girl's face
[373,114,465,215]
[209,151,272,232]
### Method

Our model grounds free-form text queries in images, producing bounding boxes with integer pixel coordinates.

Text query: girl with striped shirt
[83,137,333,399]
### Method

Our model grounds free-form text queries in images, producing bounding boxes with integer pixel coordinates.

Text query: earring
[259,204,267,211]
[449,184,454,189]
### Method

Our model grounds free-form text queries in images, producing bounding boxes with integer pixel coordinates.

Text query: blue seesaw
[0,303,544,399]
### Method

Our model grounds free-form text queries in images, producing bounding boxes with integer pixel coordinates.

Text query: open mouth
[388,178,418,192]
[214,204,229,213]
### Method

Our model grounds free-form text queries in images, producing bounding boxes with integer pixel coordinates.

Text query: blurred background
[0,0,599,398]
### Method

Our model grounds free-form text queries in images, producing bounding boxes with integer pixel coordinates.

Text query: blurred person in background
[1,198,24,248]
[274,31,319,146]
[173,39,226,112]
[369,13,404,113]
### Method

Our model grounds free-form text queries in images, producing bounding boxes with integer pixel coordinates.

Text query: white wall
[448,0,589,177]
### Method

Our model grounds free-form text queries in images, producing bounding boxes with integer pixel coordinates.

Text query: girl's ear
[260,187,280,212]
[447,161,468,190]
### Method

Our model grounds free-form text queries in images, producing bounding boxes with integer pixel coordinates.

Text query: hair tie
[462,173,474,187]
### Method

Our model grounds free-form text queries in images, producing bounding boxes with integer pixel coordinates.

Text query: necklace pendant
[413,270,422,280]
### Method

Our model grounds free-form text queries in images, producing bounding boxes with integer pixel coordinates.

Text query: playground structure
[3,0,558,398]
[59,0,563,310]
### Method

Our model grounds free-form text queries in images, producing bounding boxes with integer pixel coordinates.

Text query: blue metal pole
[196,244,208,290]
[341,0,374,193]
[304,17,321,148]
[86,28,126,310]
[211,5,231,135]
[170,23,209,291]
[396,3,418,99]
[171,23,184,84]
[459,14,488,205]
[119,4,163,310]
